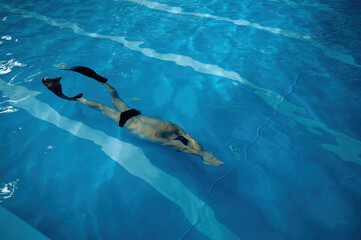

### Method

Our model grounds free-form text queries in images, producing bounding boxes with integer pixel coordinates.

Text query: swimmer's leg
[102,82,130,112]
[77,97,120,123]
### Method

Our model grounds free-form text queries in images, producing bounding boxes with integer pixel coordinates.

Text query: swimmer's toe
[62,66,108,83]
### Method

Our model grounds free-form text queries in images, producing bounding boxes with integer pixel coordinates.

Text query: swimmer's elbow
[163,140,185,149]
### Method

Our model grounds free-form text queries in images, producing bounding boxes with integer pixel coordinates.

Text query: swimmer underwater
[42,66,223,166]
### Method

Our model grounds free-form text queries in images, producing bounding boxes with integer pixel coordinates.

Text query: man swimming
[42,66,223,166]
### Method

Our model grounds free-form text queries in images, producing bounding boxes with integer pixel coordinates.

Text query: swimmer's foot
[42,77,83,101]
[62,66,108,83]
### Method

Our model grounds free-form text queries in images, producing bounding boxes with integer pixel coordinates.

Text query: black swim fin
[42,77,83,101]
[61,66,108,83]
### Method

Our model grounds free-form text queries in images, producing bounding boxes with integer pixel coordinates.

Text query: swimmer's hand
[201,152,224,166]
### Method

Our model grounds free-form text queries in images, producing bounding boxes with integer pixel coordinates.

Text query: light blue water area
[0,0,360,239]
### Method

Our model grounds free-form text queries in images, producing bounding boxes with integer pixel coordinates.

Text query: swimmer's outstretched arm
[162,140,201,155]
[157,137,223,166]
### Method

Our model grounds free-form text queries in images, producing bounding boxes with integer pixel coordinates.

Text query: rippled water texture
[0,0,360,239]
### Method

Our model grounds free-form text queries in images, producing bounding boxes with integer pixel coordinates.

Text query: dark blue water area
[200,111,361,239]
[1,0,361,239]
[287,66,361,139]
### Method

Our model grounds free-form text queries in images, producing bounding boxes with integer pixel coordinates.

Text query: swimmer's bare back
[42,66,223,166]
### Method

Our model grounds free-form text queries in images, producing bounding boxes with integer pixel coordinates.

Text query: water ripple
[0,59,27,75]
[124,0,360,67]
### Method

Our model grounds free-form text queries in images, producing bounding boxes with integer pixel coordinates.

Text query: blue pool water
[1,0,361,239]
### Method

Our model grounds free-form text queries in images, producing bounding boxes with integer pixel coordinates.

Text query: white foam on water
[0,59,27,75]
[0,105,18,114]
[0,79,240,240]
[0,179,19,202]
[124,0,360,67]
[1,35,12,40]
[0,4,360,168]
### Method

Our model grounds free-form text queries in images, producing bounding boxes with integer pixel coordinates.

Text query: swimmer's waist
[119,109,141,127]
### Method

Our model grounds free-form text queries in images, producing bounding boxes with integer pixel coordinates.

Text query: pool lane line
[1,3,360,167]
[123,0,360,68]
[0,79,240,240]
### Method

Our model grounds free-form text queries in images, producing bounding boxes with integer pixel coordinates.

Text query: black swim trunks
[119,109,141,127]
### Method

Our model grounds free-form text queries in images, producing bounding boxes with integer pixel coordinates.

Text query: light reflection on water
[0,179,19,203]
